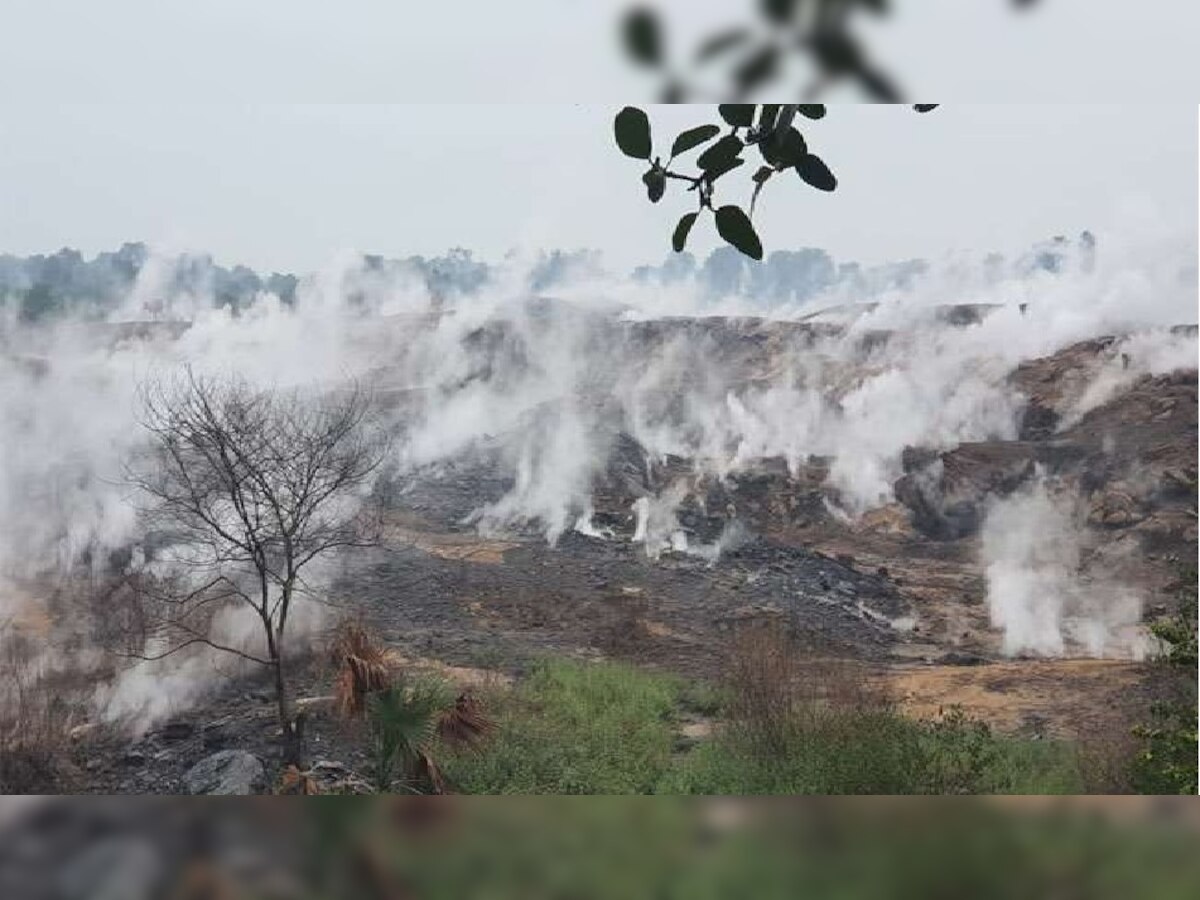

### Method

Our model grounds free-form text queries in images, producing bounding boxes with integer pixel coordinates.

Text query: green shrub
[1131,700,1198,794]
[660,702,1081,795]
[368,676,455,793]
[1130,565,1198,794]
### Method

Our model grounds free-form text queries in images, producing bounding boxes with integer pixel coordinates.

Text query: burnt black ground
[336,527,907,680]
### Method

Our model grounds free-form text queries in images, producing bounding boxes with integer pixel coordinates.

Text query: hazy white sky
[2,1,1199,102]
[0,104,1193,273]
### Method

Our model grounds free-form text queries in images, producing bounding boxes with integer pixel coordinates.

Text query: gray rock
[184,750,266,795]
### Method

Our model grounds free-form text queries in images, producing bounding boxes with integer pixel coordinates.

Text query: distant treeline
[0,233,1094,323]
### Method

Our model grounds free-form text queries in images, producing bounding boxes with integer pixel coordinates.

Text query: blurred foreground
[1,796,1199,898]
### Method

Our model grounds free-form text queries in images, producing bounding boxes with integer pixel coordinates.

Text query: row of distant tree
[0,233,1093,323]
[0,243,301,323]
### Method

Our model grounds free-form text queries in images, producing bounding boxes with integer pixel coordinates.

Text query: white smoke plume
[0,217,1194,732]
[980,475,1149,659]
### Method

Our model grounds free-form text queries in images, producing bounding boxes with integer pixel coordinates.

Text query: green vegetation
[661,698,1081,796]
[1130,564,1198,794]
[435,657,1082,795]
[317,798,1200,900]
[369,677,457,793]
[441,659,684,794]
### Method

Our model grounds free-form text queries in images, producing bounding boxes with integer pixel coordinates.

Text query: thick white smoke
[0,217,1194,731]
[980,476,1149,659]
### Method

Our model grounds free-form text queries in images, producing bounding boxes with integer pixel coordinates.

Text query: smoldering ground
[0,220,1195,735]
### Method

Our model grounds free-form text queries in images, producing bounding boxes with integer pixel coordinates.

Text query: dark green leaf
[734,45,780,95]
[796,153,837,191]
[760,0,801,25]
[810,31,863,75]
[757,104,781,134]
[715,205,763,260]
[672,212,699,252]
[621,7,663,67]
[718,105,756,128]
[797,105,826,120]
[759,126,806,169]
[857,67,901,103]
[614,106,652,160]
[642,167,666,203]
[660,82,687,103]
[913,104,939,113]
[704,156,745,182]
[696,29,752,61]
[774,105,799,133]
[670,124,721,159]
[696,134,744,171]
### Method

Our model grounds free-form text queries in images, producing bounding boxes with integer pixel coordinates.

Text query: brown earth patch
[880,658,1150,740]
[383,524,520,565]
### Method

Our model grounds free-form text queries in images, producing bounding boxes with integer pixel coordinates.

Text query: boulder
[1087,486,1146,527]
[184,750,266,795]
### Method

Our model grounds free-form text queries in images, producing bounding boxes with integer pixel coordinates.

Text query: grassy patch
[660,711,1082,795]
[441,656,1084,795]
[442,658,685,794]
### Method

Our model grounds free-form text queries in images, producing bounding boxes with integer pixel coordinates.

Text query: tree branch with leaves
[619,0,1043,102]
[616,102,936,260]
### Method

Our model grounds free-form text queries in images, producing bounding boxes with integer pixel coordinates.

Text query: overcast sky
[2,1,1199,102]
[0,104,1193,273]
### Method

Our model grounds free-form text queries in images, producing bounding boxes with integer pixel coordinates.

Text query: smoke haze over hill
[0,219,1194,733]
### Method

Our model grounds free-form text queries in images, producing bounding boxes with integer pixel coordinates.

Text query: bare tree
[125,369,389,764]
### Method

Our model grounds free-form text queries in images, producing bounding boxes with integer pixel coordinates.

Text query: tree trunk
[274,652,305,768]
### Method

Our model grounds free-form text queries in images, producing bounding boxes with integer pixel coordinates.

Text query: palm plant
[369,677,452,793]
[331,619,495,793]
[369,678,496,793]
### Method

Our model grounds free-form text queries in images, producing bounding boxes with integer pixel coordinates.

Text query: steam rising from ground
[980,476,1148,659]
[0,224,1195,730]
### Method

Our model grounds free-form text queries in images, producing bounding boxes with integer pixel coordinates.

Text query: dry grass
[1076,728,1140,794]
[436,691,496,751]
[329,618,401,719]
[724,620,889,756]
[883,658,1150,742]
[0,627,87,793]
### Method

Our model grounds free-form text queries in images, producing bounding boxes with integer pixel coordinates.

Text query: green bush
[368,676,455,793]
[1130,565,1198,795]
[659,705,1081,795]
